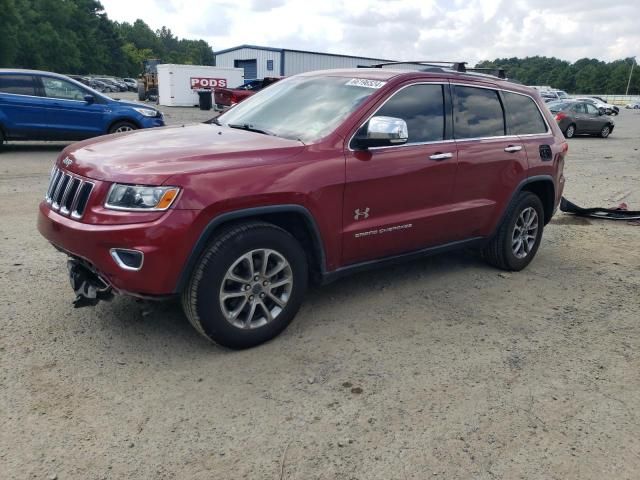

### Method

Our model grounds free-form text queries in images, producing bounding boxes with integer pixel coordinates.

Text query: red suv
[38,64,567,349]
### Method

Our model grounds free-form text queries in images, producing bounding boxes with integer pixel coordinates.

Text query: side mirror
[598,107,605,115]
[352,116,408,149]
[84,95,95,104]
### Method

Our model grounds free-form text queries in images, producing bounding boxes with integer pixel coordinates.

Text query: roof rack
[361,61,468,72]
[357,61,508,80]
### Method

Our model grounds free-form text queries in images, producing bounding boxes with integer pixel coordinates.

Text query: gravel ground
[1,104,639,480]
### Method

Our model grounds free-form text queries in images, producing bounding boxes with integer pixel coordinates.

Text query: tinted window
[42,77,86,101]
[0,74,36,95]
[503,91,547,135]
[453,86,505,139]
[373,84,445,143]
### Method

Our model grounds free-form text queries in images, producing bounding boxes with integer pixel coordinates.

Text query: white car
[625,101,640,109]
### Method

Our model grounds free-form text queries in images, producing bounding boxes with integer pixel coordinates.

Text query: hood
[60,124,305,185]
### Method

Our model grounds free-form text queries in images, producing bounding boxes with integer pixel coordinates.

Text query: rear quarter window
[0,74,36,96]
[503,91,548,135]
[453,85,505,139]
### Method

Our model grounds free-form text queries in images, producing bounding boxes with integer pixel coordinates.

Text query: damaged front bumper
[67,258,113,308]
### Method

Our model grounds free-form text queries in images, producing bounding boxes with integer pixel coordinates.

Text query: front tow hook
[67,259,113,308]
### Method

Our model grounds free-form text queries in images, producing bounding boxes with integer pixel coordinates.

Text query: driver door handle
[429,152,453,161]
[504,145,523,153]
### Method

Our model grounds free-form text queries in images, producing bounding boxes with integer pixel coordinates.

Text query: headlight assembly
[105,184,179,211]
[132,107,159,117]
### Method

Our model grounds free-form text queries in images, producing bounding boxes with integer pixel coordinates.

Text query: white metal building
[214,44,397,81]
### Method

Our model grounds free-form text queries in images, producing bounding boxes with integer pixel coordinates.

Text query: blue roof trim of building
[214,45,394,63]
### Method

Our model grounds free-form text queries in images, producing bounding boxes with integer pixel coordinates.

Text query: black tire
[182,222,309,349]
[599,124,611,138]
[108,121,137,134]
[0,128,4,151]
[137,84,146,101]
[482,192,545,271]
[564,123,576,138]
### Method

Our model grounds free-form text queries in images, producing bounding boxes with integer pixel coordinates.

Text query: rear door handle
[504,145,523,153]
[429,152,453,161]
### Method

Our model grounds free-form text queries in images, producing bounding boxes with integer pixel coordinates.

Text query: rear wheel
[599,124,611,138]
[137,84,146,101]
[482,192,544,271]
[108,121,137,134]
[182,222,308,349]
[564,124,576,138]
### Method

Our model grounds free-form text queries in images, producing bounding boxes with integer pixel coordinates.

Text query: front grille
[45,167,94,219]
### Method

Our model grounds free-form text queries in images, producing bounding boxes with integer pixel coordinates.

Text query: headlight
[133,107,159,117]
[105,184,180,211]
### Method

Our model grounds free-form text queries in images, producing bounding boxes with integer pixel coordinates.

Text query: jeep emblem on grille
[62,157,73,167]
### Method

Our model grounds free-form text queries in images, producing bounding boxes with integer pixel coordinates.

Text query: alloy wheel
[115,125,134,133]
[512,207,539,259]
[219,249,293,329]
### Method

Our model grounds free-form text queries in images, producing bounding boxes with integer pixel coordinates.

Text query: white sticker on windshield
[345,78,386,89]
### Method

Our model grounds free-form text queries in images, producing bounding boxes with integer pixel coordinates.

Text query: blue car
[0,69,164,147]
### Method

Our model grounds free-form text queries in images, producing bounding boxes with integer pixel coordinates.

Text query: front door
[37,76,106,140]
[342,83,458,265]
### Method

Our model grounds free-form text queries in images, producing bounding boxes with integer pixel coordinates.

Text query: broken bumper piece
[67,259,114,308]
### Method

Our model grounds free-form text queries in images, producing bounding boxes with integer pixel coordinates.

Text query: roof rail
[357,61,509,80]
[464,67,507,79]
[360,61,468,72]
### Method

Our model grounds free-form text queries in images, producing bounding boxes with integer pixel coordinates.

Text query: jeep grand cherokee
[38,64,567,349]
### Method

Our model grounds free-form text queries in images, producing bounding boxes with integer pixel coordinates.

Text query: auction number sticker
[345,78,386,89]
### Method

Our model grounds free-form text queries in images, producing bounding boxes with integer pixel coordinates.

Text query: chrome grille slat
[44,167,93,220]
[51,174,70,209]
[46,169,63,202]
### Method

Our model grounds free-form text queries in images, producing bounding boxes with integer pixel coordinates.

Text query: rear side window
[373,84,445,143]
[453,86,505,139]
[503,92,548,135]
[0,75,36,96]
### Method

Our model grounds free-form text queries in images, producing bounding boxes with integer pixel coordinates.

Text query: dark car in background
[548,100,614,138]
[0,69,164,148]
[96,77,127,92]
[214,77,282,111]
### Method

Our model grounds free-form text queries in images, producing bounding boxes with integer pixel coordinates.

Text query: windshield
[217,76,381,142]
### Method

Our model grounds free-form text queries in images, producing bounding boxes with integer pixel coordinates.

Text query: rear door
[342,82,458,264]
[449,84,529,239]
[36,76,106,140]
[502,89,559,180]
[0,74,48,139]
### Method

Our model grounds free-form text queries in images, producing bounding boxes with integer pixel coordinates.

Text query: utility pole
[625,56,636,95]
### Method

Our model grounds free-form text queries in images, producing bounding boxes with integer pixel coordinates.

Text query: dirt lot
[1,103,639,480]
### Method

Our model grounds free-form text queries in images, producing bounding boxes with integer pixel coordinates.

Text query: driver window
[585,104,599,115]
[572,103,586,114]
[372,84,445,143]
[42,77,86,101]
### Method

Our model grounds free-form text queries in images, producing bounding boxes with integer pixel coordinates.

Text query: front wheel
[482,192,544,271]
[108,121,137,134]
[182,222,309,349]
[600,125,611,138]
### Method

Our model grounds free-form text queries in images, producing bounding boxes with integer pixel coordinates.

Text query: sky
[101,0,639,65]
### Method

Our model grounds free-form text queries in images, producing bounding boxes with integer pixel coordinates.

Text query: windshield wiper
[227,123,276,136]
